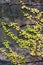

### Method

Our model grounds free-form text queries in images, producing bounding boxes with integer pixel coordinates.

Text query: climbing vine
[0,0,43,65]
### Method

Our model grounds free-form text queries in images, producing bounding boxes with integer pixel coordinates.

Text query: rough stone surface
[0,0,43,65]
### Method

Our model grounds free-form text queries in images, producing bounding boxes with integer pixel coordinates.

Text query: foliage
[0,0,43,65]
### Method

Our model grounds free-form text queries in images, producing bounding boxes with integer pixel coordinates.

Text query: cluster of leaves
[0,0,43,65]
[0,40,25,65]
[18,0,43,22]
[0,20,43,65]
